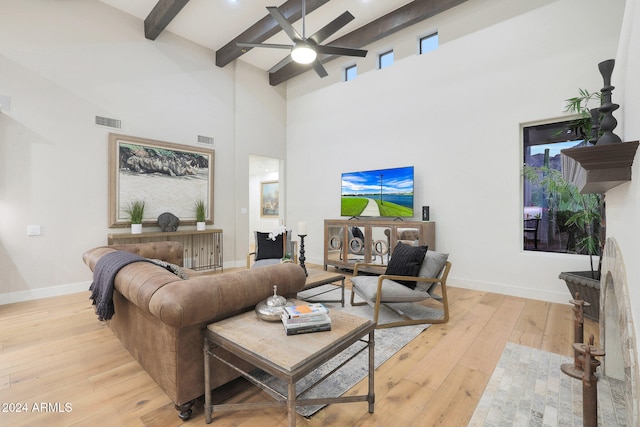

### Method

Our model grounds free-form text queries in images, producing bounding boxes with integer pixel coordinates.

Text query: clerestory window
[378,50,394,69]
[419,33,439,54]
[345,64,357,81]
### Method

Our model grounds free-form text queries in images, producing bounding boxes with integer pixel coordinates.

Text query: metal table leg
[368,330,375,413]
[204,337,212,424]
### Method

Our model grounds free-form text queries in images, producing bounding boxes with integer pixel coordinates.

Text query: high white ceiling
[98,0,413,72]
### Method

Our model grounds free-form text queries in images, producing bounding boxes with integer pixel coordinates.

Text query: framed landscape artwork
[108,133,215,227]
[260,181,279,218]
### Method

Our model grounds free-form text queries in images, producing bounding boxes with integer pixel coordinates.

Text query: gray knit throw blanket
[89,251,152,321]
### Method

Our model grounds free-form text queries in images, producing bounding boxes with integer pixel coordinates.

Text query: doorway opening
[249,155,284,250]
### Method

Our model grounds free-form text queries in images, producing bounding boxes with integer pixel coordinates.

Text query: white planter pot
[131,223,143,234]
[196,222,206,231]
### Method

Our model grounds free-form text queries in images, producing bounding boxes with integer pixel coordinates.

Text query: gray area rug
[250,285,439,417]
[468,342,627,426]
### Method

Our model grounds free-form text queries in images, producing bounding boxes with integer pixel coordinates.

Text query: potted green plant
[125,199,146,234]
[195,200,206,231]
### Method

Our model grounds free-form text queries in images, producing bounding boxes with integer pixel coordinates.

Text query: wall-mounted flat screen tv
[341,166,414,218]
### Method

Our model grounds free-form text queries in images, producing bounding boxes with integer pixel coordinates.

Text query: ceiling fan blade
[268,56,294,74]
[311,60,328,78]
[237,42,293,50]
[315,45,368,57]
[267,6,302,42]
[309,11,355,45]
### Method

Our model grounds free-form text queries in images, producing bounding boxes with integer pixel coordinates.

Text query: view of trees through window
[522,121,602,254]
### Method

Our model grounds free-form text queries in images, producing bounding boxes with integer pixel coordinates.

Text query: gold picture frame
[108,133,215,227]
[260,181,279,218]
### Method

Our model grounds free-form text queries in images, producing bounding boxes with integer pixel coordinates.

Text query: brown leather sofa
[83,241,307,420]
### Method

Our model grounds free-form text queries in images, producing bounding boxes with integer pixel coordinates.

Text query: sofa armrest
[148,263,307,327]
[83,243,188,312]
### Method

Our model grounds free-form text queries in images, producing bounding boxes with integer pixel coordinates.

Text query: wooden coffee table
[299,269,345,307]
[203,303,375,426]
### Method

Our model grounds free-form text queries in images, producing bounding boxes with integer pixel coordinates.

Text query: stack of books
[281,303,331,335]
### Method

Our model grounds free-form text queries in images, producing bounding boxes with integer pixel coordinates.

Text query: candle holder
[298,234,308,276]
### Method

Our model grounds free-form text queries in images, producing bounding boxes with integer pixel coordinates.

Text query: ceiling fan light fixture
[291,43,317,64]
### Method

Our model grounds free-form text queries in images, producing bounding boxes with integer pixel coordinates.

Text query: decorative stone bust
[158,212,179,232]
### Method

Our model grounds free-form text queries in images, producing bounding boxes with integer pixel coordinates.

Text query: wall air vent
[95,115,122,129]
[197,135,214,145]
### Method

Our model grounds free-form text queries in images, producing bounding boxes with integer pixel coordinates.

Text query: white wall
[285,0,626,304]
[0,0,634,315]
[0,0,287,302]
[232,61,287,264]
[606,0,640,367]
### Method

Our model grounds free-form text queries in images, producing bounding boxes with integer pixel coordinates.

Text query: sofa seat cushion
[351,276,431,303]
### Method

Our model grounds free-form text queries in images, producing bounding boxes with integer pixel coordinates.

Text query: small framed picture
[260,181,279,217]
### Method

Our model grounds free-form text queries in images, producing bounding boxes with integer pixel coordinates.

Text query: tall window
[420,32,439,54]
[345,64,357,81]
[522,121,600,254]
[378,50,394,69]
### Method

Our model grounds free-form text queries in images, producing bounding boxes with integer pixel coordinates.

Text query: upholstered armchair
[350,244,451,329]
[247,231,298,268]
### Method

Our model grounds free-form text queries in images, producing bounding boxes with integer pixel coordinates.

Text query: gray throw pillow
[418,250,449,279]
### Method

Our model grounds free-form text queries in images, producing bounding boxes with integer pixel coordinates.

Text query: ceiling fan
[237,0,368,78]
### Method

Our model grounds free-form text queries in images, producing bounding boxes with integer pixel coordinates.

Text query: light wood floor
[0,266,599,427]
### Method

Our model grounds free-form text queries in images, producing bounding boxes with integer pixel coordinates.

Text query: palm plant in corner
[195,200,206,231]
[562,88,606,321]
[562,88,604,279]
[125,199,145,234]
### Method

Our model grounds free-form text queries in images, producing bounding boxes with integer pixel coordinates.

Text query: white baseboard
[0,281,91,306]
[1,275,571,307]
[449,277,570,305]
[0,261,242,305]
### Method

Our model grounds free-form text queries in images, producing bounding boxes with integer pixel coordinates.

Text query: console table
[324,219,435,270]
[107,229,223,272]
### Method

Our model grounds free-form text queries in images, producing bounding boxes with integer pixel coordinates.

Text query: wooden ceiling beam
[215,0,331,68]
[144,0,191,40]
[269,0,468,86]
